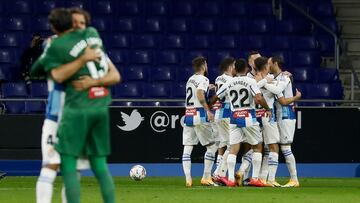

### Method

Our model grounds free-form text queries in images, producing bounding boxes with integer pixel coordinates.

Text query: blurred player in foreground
[32,8,120,202]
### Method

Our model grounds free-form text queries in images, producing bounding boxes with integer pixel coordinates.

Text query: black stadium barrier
[0,107,359,163]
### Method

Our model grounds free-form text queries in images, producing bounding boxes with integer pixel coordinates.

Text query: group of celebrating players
[182,52,302,188]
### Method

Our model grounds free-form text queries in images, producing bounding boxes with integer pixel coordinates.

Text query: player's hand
[266,109,272,120]
[254,73,262,82]
[81,46,101,63]
[72,75,97,91]
[265,76,273,83]
[283,71,293,77]
[295,89,302,100]
[209,84,216,90]
[206,110,214,122]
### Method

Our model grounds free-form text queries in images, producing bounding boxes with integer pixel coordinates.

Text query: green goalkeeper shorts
[55,106,110,156]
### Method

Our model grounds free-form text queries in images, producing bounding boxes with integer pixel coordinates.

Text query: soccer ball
[129,165,146,181]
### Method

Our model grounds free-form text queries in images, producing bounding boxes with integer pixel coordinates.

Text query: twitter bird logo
[117,109,144,131]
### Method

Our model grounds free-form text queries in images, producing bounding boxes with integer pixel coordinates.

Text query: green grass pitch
[1,177,360,203]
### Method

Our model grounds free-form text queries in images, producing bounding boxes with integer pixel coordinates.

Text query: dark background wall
[0,107,359,163]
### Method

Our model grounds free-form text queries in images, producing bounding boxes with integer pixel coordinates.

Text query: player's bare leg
[281,144,299,187]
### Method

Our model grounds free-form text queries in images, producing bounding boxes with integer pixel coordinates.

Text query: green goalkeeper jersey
[31,27,111,109]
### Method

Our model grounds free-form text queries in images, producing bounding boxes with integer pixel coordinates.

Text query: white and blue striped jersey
[216,75,261,127]
[214,73,232,121]
[45,79,65,122]
[184,74,210,126]
[269,72,296,120]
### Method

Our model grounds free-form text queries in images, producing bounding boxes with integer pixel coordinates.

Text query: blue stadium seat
[132,35,156,48]
[1,82,27,98]
[314,68,340,83]
[111,101,133,107]
[330,81,344,99]
[113,82,144,98]
[64,0,90,10]
[316,35,335,56]
[140,18,161,32]
[208,66,219,82]
[187,36,211,49]
[292,67,314,82]
[171,2,193,16]
[145,1,167,15]
[0,33,19,47]
[117,1,140,15]
[7,0,32,14]
[25,101,46,113]
[216,36,237,49]
[112,18,134,32]
[108,34,130,48]
[156,51,180,64]
[198,1,219,16]
[222,1,247,16]
[282,1,308,18]
[291,51,321,67]
[151,66,175,81]
[4,102,26,114]
[33,17,50,31]
[218,19,242,34]
[0,49,14,63]
[167,19,189,33]
[92,17,109,32]
[267,36,290,50]
[171,82,186,98]
[36,0,60,14]
[161,35,184,49]
[176,66,193,81]
[247,18,272,34]
[165,102,185,107]
[92,1,113,14]
[242,35,266,51]
[209,51,234,66]
[29,82,48,98]
[309,2,334,17]
[183,51,209,65]
[124,66,148,81]
[0,66,7,81]
[144,82,170,98]
[130,51,153,64]
[249,3,273,16]
[192,19,215,33]
[107,50,127,64]
[314,17,339,34]
[275,19,311,34]
[6,17,27,31]
[133,101,162,106]
[291,36,318,50]
[308,83,331,99]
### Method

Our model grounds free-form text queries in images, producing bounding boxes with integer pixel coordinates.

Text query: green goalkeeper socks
[61,155,80,203]
[89,156,116,203]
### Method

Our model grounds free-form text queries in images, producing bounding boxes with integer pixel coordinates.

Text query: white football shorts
[217,118,230,148]
[182,123,215,146]
[278,119,296,144]
[261,117,280,145]
[229,124,262,146]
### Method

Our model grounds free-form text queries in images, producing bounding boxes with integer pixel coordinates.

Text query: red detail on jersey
[185,108,197,116]
[256,109,267,118]
[233,110,249,118]
[89,87,109,99]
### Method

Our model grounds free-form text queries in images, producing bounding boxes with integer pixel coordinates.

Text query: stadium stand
[0,0,344,113]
